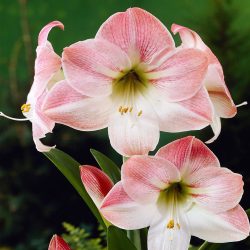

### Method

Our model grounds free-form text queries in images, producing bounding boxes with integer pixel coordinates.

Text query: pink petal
[38,21,64,46]
[154,86,213,132]
[48,235,71,250]
[100,182,157,230]
[80,165,113,208]
[96,7,174,63]
[121,156,180,204]
[172,24,237,117]
[108,95,159,156]
[43,80,112,131]
[187,205,250,242]
[156,136,220,176]
[206,65,237,118]
[62,39,131,97]
[187,167,243,213]
[147,48,208,102]
[29,22,63,99]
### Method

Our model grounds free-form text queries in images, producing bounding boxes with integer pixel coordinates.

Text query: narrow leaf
[90,149,121,183]
[108,226,137,250]
[44,148,106,229]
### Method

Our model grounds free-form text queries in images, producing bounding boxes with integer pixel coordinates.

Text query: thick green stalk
[127,230,142,250]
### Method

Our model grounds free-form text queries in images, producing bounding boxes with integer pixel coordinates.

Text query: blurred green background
[0,0,249,249]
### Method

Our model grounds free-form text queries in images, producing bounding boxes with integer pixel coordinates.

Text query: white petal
[187,205,250,243]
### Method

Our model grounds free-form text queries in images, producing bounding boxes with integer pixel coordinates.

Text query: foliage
[62,222,106,250]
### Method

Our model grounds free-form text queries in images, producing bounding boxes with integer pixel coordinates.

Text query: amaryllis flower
[43,8,213,156]
[100,136,249,250]
[80,165,114,208]
[171,24,243,143]
[0,21,64,152]
[48,235,71,250]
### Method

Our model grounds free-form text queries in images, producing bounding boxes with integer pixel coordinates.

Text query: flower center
[159,182,189,231]
[112,65,149,116]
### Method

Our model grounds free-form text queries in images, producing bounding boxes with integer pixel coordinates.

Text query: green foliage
[62,222,106,250]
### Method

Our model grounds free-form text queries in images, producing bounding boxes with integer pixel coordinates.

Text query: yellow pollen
[167,219,175,229]
[119,106,122,112]
[21,103,31,113]
[138,110,142,116]
[129,107,133,112]
[123,107,129,113]
[177,223,180,230]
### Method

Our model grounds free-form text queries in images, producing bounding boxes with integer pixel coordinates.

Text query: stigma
[21,103,31,113]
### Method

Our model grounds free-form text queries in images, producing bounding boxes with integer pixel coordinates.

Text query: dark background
[0,0,249,249]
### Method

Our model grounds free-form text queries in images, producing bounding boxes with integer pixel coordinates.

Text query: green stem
[127,230,142,250]
[198,241,209,250]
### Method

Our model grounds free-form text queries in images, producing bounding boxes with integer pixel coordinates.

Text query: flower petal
[80,165,113,208]
[172,24,237,117]
[33,137,55,153]
[188,167,243,213]
[206,65,237,118]
[148,209,191,250]
[147,48,208,102]
[100,182,157,230]
[153,86,213,132]
[96,7,174,63]
[206,115,221,144]
[122,156,180,204]
[62,39,131,97]
[48,235,71,250]
[108,95,159,156]
[29,23,63,99]
[156,136,220,176]
[43,80,112,131]
[38,21,64,46]
[187,205,250,242]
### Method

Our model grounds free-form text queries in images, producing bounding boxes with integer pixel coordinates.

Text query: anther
[166,219,175,229]
[177,223,180,230]
[21,103,31,113]
[123,107,129,113]
[138,110,142,116]
[129,107,133,112]
[118,106,122,112]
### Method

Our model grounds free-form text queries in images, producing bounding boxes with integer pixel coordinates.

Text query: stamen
[21,103,31,113]
[236,101,247,108]
[0,112,28,121]
[123,107,129,113]
[166,219,175,229]
[118,106,122,112]
[177,223,180,230]
[129,107,133,112]
[138,110,142,116]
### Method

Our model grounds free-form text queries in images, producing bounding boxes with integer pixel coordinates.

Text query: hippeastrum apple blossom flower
[42,8,213,156]
[80,165,114,208]
[0,21,64,152]
[48,234,71,250]
[171,24,246,143]
[100,136,250,250]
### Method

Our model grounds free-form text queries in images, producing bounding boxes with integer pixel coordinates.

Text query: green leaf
[44,148,106,229]
[90,149,121,183]
[108,226,137,250]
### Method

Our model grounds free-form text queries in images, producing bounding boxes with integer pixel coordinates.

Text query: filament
[0,112,28,121]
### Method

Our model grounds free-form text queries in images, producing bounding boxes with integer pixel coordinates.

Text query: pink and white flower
[171,24,239,143]
[43,8,213,156]
[100,136,249,250]
[0,21,64,152]
[48,235,71,250]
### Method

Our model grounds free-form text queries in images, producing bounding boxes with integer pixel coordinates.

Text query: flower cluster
[2,7,249,250]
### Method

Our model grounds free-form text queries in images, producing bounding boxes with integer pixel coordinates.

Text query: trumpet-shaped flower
[100,136,249,250]
[43,8,213,156]
[48,235,71,250]
[0,21,64,152]
[171,24,241,143]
